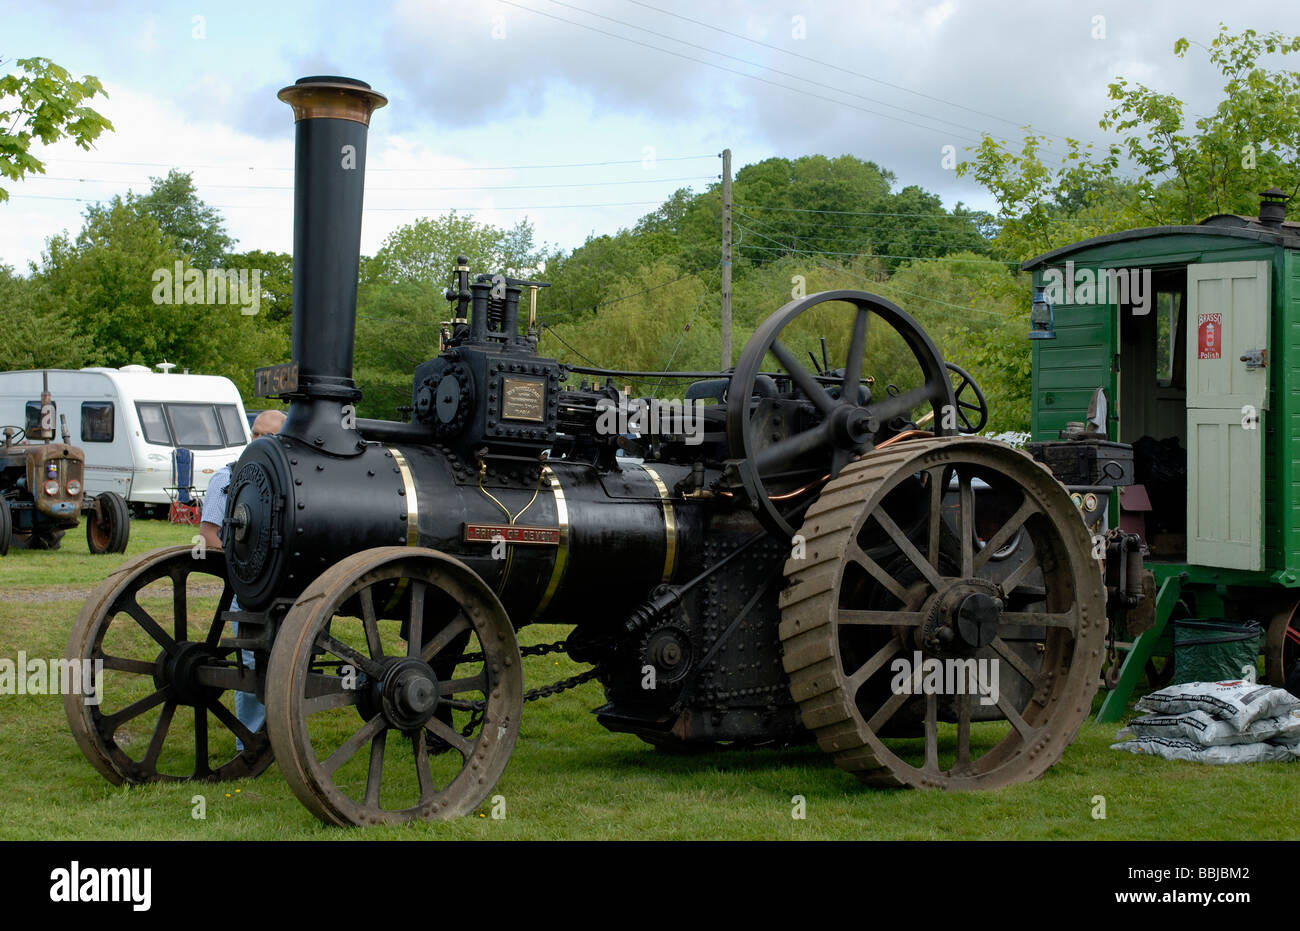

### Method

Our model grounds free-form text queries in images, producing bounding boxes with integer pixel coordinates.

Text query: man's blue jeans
[230,596,265,751]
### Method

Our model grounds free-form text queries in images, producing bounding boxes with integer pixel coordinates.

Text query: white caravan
[0,366,251,508]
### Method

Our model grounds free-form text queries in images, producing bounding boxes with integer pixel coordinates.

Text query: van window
[165,403,225,449]
[216,404,247,446]
[24,400,55,437]
[137,403,172,446]
[81,402,114,442]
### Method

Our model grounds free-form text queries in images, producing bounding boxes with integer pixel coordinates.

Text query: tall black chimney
[277,76,386,455]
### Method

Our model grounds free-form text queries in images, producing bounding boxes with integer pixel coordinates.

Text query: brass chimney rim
[278,76,388,126]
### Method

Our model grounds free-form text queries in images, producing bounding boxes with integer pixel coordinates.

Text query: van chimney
[276,76,386,454]
[1259,187,1290,227]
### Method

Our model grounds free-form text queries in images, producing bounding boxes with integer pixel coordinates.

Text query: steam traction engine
[65,77,1106,826]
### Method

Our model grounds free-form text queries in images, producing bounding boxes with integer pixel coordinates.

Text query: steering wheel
[725,290,957,538]
[1,425,27,445]
[945,362,988,434]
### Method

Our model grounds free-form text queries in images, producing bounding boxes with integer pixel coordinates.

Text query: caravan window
[136,402,247,448]
[81,402,114,442]
[216,404,247,446]
[165,403,224,449]
[137,403,171,445]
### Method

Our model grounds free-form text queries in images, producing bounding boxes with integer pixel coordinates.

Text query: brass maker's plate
[501,375,545,422]
[464,523,560,545]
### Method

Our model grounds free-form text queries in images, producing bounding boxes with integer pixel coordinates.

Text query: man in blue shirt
[200,409,286,748]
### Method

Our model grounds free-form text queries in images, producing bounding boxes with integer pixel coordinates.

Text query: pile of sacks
[1112,680,1300,764]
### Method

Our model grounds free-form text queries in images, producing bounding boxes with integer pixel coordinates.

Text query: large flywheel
[779,436,1105,789]
[726,290,959,539]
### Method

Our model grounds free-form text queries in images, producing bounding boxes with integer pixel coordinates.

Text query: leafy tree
[0,263,91,371]
[354,281,440,420]
[0,56,113,203]
[364,212,542,287]
[959,25,1300,261]
[133,169,234,267]
[1104,26,1300,223]
[30,198,285,398]
[228,249,293,324]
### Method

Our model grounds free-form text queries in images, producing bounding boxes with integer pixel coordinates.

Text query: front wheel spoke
[122,598,175,650]
[872,507,944,590]
[104,686,172,733]
[424,715,473,760]
[438,672,487,697]
[303,680,362,716]
[207,698,256,748]
[100,654,156,675]
[973,498,1036,572]
[407,580,426,658]
[844,636,903,697]
[194,705,210,776]
[359,588,384,661]
[421,614,472,663]
[413,730,437,802]
[771,340,836,415]
[171,571,188,642]
[141,701,177,769]
[440,698,482,712]
[206,586,235,647]
[321,714,387,777]
[316,632,384,678]
[364,730,386,808]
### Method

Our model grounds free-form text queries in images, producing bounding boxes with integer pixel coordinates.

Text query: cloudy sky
[1,0,1293,271]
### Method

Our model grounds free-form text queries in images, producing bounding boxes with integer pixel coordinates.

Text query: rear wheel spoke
[364,730,386,808]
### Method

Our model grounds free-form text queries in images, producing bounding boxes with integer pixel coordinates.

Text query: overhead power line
[621,0,1070,140]
[7,193,668,212]
[38,154,718,172]
[737,203,1106,223]
[26,174,715,192]
[538,0,991,138]
[496,0,989,146]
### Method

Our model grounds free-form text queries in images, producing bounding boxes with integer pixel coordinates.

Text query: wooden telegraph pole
[720,148,732,370]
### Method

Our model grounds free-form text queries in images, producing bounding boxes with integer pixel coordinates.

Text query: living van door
[1185,261,1271,570]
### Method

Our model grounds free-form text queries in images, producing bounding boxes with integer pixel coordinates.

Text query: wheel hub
[377,658,440,731]
[154,641,223,706]
[830,404,874,447]
[917,578,1004,655]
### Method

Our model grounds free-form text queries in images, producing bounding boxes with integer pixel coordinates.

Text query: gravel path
[4,581,226,604]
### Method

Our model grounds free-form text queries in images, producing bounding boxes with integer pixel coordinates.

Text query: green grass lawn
[2,520,1298,840]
